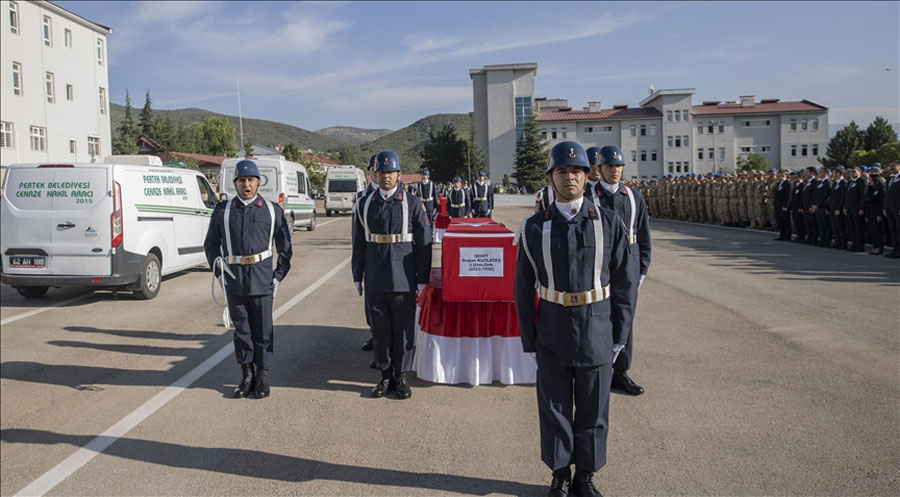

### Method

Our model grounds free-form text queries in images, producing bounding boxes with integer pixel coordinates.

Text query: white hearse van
[0,155,219,299]
[220,156,316,231]
[324,165,366,216]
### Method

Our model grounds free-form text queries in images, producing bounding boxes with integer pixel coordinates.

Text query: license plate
[9,256,46,268]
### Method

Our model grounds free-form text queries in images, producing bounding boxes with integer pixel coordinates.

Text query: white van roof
[104,155,164,166]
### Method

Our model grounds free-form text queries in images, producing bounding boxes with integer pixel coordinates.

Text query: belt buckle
[565,292,584,307]
[242,256,252,264]
[379,234,389,243]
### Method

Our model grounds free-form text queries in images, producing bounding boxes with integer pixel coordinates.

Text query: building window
[791,145,797,156]
[30,126,46,151]
[601,125,612,133]
[740,146,752,153]
[540,130,547,139]
[684,110,690,121]
[45,72,55,103]
[584,126,593,133]
[790,119,797,131]
[630,125,636,137]
[514,96,531,142]
[801,119,808,131]
[801,144,808,156]
[66,84,73,100]
[12,61,22,95]
[698,149,704,160]
[675,136,681,148]
[99,87,106,114]
[0,121,13,148]
[640,124,646,136]
[708,148,714,160]
[744,121,751,127]
[561,127,568,139]
[651,150,657,161]
[683,135,689,147]
[765,120,771,126]
[64,28,72,47]
[761,145,771,152]
[649,124,657,136]
[676,162,682,173]
[640,150,647,162]
[718,124,724,133]
[676,110,683,122]
[685,160,691,172]
[631,150,637,162]
[667,110,672,121]
[551,128,557,139]
[43,15,52,46]
[667,136,673,148]
[69,138,77,154]
[667,162,674,173]
[718,147,725,160]
[812,119,819,131]
[96,38,105,66]
[88,136,100,157]
[698,125,703,135]
[9,1,18,34]
[812,144,819,156]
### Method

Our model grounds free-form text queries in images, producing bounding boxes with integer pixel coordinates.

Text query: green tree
[737,152,770,172]
[170,118,194,153]
[874,141,900,165]
[514,117,547,191]
[112,89,138,154]
[864,116,898,151]
[419,123,467,182]
[502,174,510,188]
[198,116,237,157]
[282,141,301,162]
[139,90,154,139]
[243,134,254,158]
[337,142,361,165]
[150,114,172,153]
[848,149,878,167]
[822,121,863,168]
[466,125,487,177]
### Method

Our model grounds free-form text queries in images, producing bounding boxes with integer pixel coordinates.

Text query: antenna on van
[237,78,245,152]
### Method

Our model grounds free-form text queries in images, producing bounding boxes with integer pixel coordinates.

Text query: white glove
[638,274,646,290]
[417,283,425,295]
[530,352,537,359]
[612,344,625,363]
[354,281,363,296]
[272,278,279,297]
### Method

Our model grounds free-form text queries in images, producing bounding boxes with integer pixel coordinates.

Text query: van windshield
[328,180,357,193]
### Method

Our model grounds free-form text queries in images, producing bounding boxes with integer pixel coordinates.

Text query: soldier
[203,159,293,399]
[514,141,635,497]
[471,170,494,218]
[844,166,867,252]
[828,166,847,250]
[772,170,791,241]
[591,145,650,397]
[417,168,437,223]
[356,155,379,356]
[800,167,819,245]
[812,167,832,247]
[788,171,805,242]
[767,169,780,231]
[447,175,471,218]
[352,151,432,399]
[884,161,900,258]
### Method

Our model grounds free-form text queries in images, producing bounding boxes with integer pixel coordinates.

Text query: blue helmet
[871,162,882,169]
[452,175,462,183]
[768,168,778,173]
[598,145,626,166]
[367,154,377,170]
[374,151,400,172]
[835,165,845,170]
[477,170,486,178]
[859,165,869,171]
[234,160,260,179]
[422,169,430,176]
[585,146,603,166]
[546,141,589,173]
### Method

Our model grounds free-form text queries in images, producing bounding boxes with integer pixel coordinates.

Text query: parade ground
[1,199,898,497]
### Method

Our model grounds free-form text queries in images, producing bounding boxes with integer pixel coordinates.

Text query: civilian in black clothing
[866,174,886,255]
[812,167,832,247]
[884,162,900,258]
[788,172,805,243]
[843,167,867,252]
[800,167,819,245]
[828,167,848,249]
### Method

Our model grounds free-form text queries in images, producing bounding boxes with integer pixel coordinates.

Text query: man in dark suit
[884,161,900,258]
[788,172,805,243]
[844,166,867,252]
[828,167,847,249]
[800,167,819,245]
[812,167,832,247]
[515,141,635,497]
[772,170,791,241]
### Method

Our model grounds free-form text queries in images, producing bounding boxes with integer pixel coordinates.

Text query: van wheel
[16,286,49,298]
[288,214,296,232]
[133,253,161,300]
[307,212,316,231]
[326,209,331,217]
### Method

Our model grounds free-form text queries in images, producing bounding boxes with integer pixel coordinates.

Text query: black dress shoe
[361,338,373,351]
[570,471,603,497]
[611,372,644,396]
[254,367,270,399]
[369,359,378,369]
[372,370,393,398]
[395,372,412,400]
[546,469,571,497]
[234,363,255,398]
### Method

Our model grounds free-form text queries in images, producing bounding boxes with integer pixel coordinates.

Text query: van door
[295,170,315,224]
[48,166,112,275]
[284,169,301,227]
[168,171,205,270]
[1,166,56,276]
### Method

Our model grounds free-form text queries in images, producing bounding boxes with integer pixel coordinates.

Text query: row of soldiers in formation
[631,161,900,257]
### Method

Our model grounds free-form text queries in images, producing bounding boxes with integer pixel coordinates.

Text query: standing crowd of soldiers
[634,161,900,257]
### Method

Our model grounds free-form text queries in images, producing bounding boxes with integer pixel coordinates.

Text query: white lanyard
[527,206,603,298]
[621,185,636,244]
[222,196,275,259]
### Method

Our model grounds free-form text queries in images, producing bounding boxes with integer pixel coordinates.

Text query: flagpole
[237,78,244,151]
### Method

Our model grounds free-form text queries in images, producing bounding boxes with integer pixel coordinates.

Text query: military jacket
[592,183,651,277]
[446,188,471,218]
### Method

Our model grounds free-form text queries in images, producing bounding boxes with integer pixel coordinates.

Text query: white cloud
[134,1,215,23]
[324,86,471,112]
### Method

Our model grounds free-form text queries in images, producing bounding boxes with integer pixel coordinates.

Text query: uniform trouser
[831,212,846,248]
[367,290,416,373]
[886,212,900,252]
[816,209,832,247]
[803,210,817,243]
[537,361,611,472]
[848,211,865,250]
[472,201,491,218]
[791,210,805,241]
[613,272,639,373]
[868,216,884,249]
[776,208,791,239]
[228,294,274,368]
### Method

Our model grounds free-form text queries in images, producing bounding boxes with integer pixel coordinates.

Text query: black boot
[547,468,571,497]
[361,338,373,351]
[570,470,603,497]
[234,363,255,398]
[611,371,645,396]
[395,371,412,400]
[254,367,270,399]
[372,368,393,398]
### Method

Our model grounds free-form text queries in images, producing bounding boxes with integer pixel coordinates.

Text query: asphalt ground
[1,199,898,496]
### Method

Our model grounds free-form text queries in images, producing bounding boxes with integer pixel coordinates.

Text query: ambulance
[219,156,316,231]
[1,155,219,299]
[324,165,366,216]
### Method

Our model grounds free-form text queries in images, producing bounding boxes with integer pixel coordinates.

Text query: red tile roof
[536,107,662,122]
[303,152,340,166]
[161,151,225,166]
[692,99,827,115]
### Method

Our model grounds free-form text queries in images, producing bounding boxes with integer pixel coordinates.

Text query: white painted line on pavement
[0,293,94,326]
[315,217,342,228]
[14,255,352,497]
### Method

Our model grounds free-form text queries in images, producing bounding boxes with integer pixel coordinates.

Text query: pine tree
[282,142,301,162]
[112,89,138,154]
[419,123,467,182]
[822,121,863,168]
[864,116,898,151]
[466,125,487,177]
[139,90,154,139]
[514,117,547,191]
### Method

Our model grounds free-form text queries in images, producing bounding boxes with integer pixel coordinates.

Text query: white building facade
[1,1,111,167]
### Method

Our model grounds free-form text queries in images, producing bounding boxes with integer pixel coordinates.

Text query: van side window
[297,172,306,195]
[196,176,218,208]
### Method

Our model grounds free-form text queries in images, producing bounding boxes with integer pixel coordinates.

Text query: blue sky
[58,1,899,132]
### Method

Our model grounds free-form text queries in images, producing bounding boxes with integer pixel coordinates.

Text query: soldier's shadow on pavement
[2,428,545,496]
[652,221,900,286]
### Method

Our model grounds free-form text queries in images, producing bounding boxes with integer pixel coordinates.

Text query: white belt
[367,233,413,244]
[628,234,637,245]
[451,203,465,208]
[474,197,488,201]
[422,197,433,202]
[539,285,610,307]
[224,249,273,265]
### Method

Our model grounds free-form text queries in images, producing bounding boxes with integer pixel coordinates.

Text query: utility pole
[236,78,244,152]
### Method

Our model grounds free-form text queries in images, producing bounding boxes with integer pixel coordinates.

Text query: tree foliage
[198,116,237,157]
[337,142,362,166]
[864,116,898,151]
[514,117,547,191]
[243,134,254,158]
[737,152,770,172]
[822,121,863,168]
[139,91,154,139]
[112,89,138,154]
[466,125,487,178]
[419,123,467,182]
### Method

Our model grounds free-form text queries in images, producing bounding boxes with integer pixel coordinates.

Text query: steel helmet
[477,170,486,178]
[452,175,462,183]
[422,168,430,176]
[585,146,602,166]
[374,151,400,172]
[367,154,377,170]
[598,145,626,166]
[546,141,589,173]
[234,160,260,179]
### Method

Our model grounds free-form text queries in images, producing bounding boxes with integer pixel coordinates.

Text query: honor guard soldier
[591,145,650,396]
[352,151,433,399]
[514,141,636,497]
[355,154,379,357]
[204,160,293,399]
[447,175,471,218]
[471,170,494,217]
[584,147,604,205]
[417,168,437,222]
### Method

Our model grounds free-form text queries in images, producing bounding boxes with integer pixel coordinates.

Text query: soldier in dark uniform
[352,151,432,399]
[773,170,791,241]
[204,160,293,399]
[471,170,494,218]
[447,175,471,218]
[584,146,603,206]
[514,141,635,497]
[844,166,867,252]
[788,171,805,243]
[356,155,379,358]
[417,168,437,223]
[590,145,650,397]
[828,166,847,249]
[800,167,819,245]
[812,167,832,248]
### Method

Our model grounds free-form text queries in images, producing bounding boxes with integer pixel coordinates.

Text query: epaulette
[588,207,599,220]
[256,198,264,207]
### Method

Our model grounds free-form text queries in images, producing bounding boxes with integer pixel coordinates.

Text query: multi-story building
[1,1,111,167]
[470,63,829,181]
